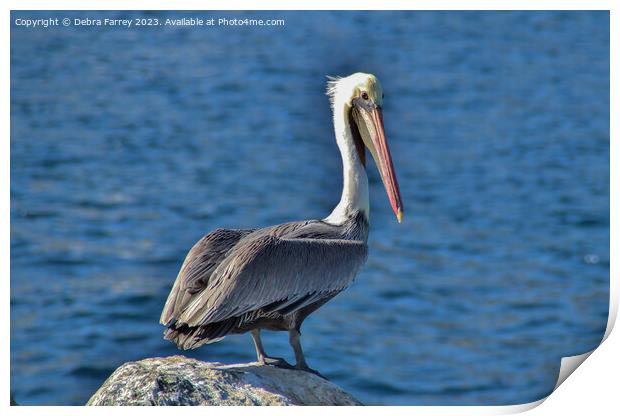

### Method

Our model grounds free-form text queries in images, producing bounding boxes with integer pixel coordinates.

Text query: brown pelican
[160,73,403,376]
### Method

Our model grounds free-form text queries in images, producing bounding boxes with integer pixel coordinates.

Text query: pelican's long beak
[352,101,404,222]
[370,107,404,222]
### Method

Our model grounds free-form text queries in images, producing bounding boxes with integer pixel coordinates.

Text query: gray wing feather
[160,228,254,325]
[177,234,368,326]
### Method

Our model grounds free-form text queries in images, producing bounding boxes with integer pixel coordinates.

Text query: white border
[3,1,617,414]
[2,0,618,11]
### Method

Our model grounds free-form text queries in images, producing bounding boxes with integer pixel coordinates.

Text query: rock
[87,355,362,406]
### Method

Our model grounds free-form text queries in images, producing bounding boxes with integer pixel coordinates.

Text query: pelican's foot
[295,364,328,380]
[259,356,294,369]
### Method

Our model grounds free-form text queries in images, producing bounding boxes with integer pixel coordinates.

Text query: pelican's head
[328,73,404,223]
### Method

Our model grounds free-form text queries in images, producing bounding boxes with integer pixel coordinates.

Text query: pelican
[160,73,403,376]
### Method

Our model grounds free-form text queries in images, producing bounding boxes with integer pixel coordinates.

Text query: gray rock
[87,355,362,406]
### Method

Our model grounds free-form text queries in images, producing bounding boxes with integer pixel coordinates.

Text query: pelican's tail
[163,318,240,350]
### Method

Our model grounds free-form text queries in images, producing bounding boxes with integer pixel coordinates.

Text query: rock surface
[87,355,362,406]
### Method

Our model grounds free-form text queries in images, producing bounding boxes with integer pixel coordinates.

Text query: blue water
[11,11,609,405]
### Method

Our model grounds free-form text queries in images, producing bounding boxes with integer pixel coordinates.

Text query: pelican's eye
[361,91,369,100]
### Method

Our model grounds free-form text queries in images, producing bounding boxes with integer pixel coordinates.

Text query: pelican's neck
[324,103,369,225]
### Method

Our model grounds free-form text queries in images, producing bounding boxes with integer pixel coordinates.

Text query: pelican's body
[160,73,403,375]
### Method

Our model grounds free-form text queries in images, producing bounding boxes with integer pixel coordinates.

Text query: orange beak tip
[396,208,404,223]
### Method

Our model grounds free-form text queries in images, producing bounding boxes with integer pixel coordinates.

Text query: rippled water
[11,11,609,405]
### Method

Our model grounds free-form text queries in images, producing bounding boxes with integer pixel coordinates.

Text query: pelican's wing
[160,228,255,325]
[177,234,368,326]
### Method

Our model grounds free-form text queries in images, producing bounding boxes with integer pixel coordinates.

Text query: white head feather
[326,73,383,110]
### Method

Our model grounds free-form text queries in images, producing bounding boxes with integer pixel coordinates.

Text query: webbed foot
[295,364,328,380]
[259,356,294,369]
